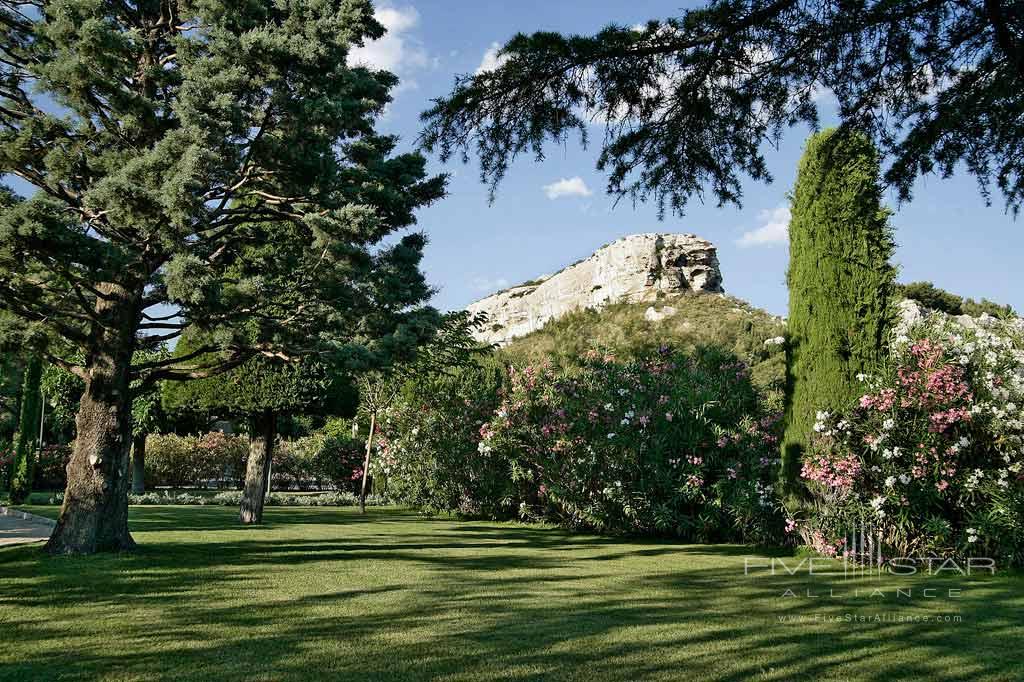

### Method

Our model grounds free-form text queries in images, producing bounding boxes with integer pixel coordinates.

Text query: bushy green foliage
[141,425,365,493]
[797,315,1024,567]
[382,348,785,542]
[9,356,42,504]
[782,130,896,496]
[377,362,507,515]
[898,281,1016,318]
[32,444,72,491]
[162,334,356,420]
[145,432,249,490]
[273,419,365,492]
[501,293,787,395]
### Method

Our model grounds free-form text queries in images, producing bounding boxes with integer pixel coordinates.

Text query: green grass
[1,506,1021,681]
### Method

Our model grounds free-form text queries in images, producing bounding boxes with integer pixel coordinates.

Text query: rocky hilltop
[467,233,724,345]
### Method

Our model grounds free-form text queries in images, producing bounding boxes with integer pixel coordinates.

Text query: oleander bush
[273,419,365,492]
[141,424,364,492]
[145,432,248,489]
[376,362,508,516]
[32,444,72,490]
[381,348,786,543]
[796,314,1024,567]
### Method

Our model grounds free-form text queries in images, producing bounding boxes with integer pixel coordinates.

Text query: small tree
[164,340,357,524]
[781,129,896,496]
[355,312,489,512]
[9,356,42,504]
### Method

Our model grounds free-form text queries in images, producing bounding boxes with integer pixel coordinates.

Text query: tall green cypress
[781,129,896,498]
[9,356,43,504]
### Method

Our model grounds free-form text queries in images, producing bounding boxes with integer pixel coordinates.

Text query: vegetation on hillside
[499,292,786,394]
[898,281,1016,318]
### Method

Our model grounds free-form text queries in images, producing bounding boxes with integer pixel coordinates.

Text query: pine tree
[9,356,42,504]
[0,1,444,554]
[781,129,896,496]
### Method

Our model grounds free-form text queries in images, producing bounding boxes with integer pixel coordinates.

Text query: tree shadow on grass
[1,508,1022,681]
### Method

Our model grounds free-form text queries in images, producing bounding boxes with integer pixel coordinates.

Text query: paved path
[0,507,55,547]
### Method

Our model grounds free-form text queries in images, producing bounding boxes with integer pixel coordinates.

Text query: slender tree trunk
[239,410,276,525]
[131,433,146,495]
[45,283,140,555]
[359,412,375,514]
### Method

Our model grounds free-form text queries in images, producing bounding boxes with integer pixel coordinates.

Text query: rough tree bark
[45,283,140,555]
[239,410,276,525]
[130,433,146,495]
[359,412,375,514]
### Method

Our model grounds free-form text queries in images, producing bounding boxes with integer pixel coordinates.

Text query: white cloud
[476,42,510,75]
[542,176,593,200]
[349,5,429,75]
[471,276,510,294]
[737,205,790,247]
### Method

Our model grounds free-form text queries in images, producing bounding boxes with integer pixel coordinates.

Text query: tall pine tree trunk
[45,283,140,555]
[9,356,43,504]
[239,410,276,525]
[130,433,146,494]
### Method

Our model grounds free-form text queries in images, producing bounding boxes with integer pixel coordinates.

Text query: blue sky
[357,0,1024,317]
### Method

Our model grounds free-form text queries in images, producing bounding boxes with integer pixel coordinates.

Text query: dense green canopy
[423,0,1024,216]
[0,0,446,553]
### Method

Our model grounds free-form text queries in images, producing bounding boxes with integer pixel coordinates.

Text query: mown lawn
[1,506,1021,681]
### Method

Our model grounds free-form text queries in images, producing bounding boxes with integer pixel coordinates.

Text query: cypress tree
[9,356,43,504]
[781,129,896,497]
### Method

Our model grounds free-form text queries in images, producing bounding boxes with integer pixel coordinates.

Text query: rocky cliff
[467,233,724,345]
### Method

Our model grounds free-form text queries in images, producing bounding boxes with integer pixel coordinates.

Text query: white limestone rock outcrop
[468,233,724,345]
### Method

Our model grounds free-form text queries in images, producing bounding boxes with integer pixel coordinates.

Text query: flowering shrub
[377,363,510,516]
[480,347,784,542]
[798,315,1024,566]
[382,349,785,542]
[273,420,365,491]
[145,432,249,489]
[33,444,72,490]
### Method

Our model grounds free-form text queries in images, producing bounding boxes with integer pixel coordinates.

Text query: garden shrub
[32,444,71,490]
[134,427,363,492]
[377,362,508,516]
[797,314,1024,566]
[273,419,364,491]
[144,432,248,489]
[382,348,786,543]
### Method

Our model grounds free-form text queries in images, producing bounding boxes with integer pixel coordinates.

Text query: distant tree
[898,281,967,316]
[163,336,358,524]
[898,281,1016,318]
[782,130,896,497]
[0,2,444,554]
[0,349,25,485]
[9,356,42,504]
[423,0,1024,215]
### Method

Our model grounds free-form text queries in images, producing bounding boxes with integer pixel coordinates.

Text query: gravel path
[0,506,55,547]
